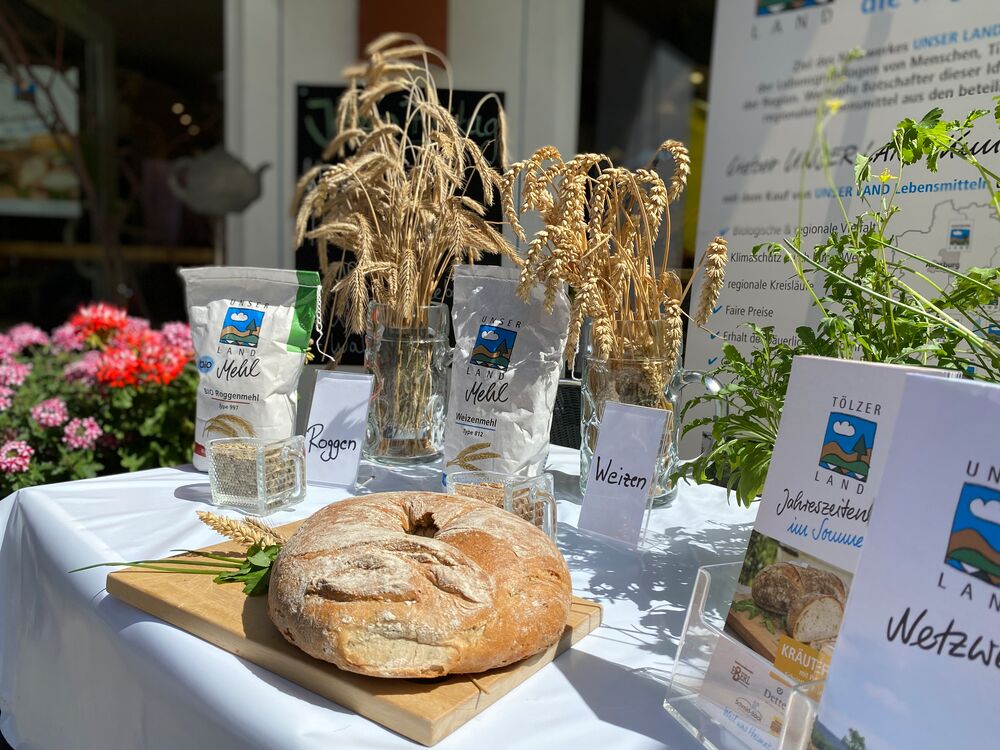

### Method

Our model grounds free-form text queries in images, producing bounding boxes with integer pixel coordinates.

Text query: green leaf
[854,153,872,186]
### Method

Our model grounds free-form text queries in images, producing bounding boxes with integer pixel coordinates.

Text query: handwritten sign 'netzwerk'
[578,401,670,546]
[304,370,373,488]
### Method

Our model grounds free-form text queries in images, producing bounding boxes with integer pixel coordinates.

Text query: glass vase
[363,302,450,465]
[578,320,723,506]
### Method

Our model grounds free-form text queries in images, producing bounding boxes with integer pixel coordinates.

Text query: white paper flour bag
[180,266,321,471]
[444,264,570,477]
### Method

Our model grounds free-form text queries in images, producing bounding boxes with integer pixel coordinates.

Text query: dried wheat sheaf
[293,33,519,359]
[501,141,728,368]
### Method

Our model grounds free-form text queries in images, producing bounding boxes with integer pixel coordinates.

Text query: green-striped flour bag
[180,267,321,471]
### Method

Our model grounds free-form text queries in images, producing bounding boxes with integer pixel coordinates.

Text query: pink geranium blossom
[161,322,192,351]
[0,334,16,362]
[63,351,101,385]
[0,386,12,412]
[0,440,33,474]
[51,323,85,353]
[63,417,103,451]
[0,362,31,387]
[31,398,69,428]
[7,324,49,351]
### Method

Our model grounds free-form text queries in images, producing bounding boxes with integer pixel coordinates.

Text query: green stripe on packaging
[287,270,321,353]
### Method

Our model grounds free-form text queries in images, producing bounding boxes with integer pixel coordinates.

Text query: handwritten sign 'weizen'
[304,370,372,488]
[578,401,669,546]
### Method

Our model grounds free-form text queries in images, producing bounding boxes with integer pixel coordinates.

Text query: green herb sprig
[72,512,285,596]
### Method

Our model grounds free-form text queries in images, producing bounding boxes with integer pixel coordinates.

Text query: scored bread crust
[267,491,572,678]
[751,562,846,615]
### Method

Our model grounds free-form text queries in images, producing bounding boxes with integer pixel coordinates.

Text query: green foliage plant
[682,53,1000,507]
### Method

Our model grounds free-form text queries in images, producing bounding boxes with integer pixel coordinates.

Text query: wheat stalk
[693,236,729,327]
[293,34,520,361]
[196,511,285,547]
[501,141,727,368]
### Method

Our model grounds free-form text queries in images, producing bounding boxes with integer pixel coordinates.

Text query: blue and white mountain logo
[817,412,876,483]
[945,482,1000,588]
[756,0,834,16]
[219,306,264,347]
[469,324,517,370]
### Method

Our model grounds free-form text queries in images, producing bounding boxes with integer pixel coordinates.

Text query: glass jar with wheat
[293,34,518,464]
[502,144,729,504]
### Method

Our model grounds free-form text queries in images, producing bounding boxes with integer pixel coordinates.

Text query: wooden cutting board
[725,595,782,661]
[106,521,602,746]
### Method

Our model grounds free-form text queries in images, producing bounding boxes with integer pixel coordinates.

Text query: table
[0,448,757,749]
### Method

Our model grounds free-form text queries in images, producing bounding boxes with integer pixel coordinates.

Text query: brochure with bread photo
[726,532,851,679]
[699,357,957,747]
[810,375,1000,749]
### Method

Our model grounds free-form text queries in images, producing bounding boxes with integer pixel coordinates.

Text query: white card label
[578,401,669,546]
[304,370,373,488]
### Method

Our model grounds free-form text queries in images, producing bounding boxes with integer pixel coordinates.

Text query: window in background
[578,0,714,272]
[0,0,222,328]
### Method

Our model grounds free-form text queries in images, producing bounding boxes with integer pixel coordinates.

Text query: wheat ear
[693,236,728,327]
[197,511,285,547]
[660,140,690,203]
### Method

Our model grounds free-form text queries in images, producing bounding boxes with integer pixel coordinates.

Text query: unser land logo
[219,306,264,348]
[818,412,877,483]
[945,482,1000,588]
[469,324,517,371]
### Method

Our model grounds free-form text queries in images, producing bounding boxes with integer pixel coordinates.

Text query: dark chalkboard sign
[294,84,505,364]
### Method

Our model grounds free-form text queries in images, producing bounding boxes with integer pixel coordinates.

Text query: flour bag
[444,264,570,477]
[180,267,321,471]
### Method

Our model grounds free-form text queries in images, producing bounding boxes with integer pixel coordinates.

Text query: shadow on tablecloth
[557,523,753,660]
[552,649,703,750]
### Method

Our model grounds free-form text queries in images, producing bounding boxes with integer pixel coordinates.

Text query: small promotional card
[811,375,1000,749]
[578,401,669,547]
[304,370,373,488]
[699,356,956,747]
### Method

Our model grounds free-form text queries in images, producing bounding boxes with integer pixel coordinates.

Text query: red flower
[96,348,141,388]
[69,303,129,339]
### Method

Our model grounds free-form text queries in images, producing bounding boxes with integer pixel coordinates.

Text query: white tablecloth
[0,448,757,749]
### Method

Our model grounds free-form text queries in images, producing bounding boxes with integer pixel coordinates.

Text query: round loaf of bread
[267,491,572,678]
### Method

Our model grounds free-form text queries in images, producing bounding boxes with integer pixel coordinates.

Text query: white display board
[685,0,1000,388]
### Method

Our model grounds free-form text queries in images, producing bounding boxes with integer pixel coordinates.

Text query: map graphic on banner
[684,0,1000,446]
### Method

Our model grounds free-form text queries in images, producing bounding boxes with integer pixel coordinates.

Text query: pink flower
[31,398,69,428]
[161,322,192,351]
[63,351,101,385]
[0,440,33,474]
[0,334,17,362]
[51,323,85,353]
[0,362,32,387]
[63,417,103,451]
[0,386,12,411]
[7,323,49,351]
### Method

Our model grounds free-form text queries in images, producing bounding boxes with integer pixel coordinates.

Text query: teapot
[168,146,270,216]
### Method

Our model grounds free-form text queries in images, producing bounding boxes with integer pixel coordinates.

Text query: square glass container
[207,436,306,516]
[445,471,557,540]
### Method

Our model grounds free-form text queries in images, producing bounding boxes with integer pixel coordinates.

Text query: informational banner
[684,0,1000,399]
[0,67,80,218]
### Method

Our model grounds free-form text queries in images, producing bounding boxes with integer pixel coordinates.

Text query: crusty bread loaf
[751,562,846,615]
[267,491,572,678]
[787,592,844,642]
